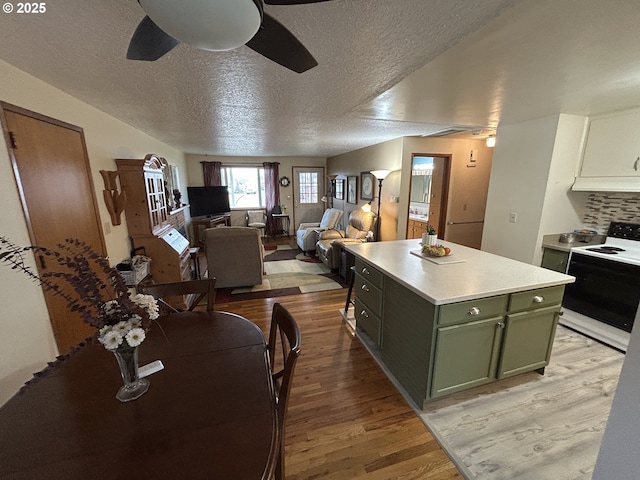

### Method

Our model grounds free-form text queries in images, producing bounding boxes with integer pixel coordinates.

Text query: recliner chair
[316,208,376,269]
[205,227,264,288]
[296,208,343,253]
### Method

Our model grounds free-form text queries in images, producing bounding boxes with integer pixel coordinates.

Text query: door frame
[408,153,451,238]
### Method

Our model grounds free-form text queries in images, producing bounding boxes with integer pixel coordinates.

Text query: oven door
[564,252,640,332]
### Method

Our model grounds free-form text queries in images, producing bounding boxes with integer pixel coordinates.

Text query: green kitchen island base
[346,240,574,408]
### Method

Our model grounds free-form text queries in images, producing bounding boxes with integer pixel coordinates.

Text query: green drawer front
[354,298,381,345]
[355,259,384,289]
[438,295,508,326]
[355,273,382,316]
[508,285,565,312]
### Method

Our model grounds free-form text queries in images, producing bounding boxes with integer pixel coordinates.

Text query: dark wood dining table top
[0,311,277,479]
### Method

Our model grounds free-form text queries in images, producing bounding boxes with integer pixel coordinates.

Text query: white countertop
[408,214,429,222]
[345,239,575,305]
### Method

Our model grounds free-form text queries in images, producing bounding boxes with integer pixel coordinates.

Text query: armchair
[296,208,343,253]
[205,227,264,288]
[316,207,376,269]
[246,210,267,237]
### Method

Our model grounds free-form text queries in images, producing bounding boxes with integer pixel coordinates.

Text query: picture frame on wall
[347,176,357,204]
[360,172,374,201]
[335,179,344,200]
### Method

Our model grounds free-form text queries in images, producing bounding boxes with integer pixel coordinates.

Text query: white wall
[0,60,187,406]
[482,115,589,263]
[401,136,494,242]
[536,114,590,264]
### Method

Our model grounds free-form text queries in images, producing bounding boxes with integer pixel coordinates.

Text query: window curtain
[263,162,280,236]
[202,161,222,186]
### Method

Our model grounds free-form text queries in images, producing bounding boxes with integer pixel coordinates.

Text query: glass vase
[113,346,149,402]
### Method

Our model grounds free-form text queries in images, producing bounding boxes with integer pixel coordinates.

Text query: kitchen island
[345,239,575,408]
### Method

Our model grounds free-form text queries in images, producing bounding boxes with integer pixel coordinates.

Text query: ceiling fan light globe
[139,0,262,51]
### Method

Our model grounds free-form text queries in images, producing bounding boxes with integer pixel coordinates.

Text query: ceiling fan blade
[245,12,317,73]
[127,15,179,61]
[264,0,332,4]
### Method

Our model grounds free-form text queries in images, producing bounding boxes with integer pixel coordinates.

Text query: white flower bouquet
[98,293,159,350]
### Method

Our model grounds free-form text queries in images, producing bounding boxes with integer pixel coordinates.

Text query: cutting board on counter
[410,249,466,265]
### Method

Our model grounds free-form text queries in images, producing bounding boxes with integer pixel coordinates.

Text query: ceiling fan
[127,0,332,73]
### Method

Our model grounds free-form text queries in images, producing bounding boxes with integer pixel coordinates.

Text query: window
[298,171,319,204]
[221,166,266,208]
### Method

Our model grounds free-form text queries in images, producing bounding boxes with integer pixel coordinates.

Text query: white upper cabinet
[581,109,640,177]
[573,108,640,191]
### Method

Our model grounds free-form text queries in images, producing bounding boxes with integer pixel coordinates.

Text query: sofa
[205,226,264,288]
[296,208,343,253]
[316,208,376,269]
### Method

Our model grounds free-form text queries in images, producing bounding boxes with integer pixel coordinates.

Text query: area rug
[417,325,625,480]
[215,245,347,303]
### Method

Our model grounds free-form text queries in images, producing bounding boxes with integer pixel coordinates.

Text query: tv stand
[192,213,231,248]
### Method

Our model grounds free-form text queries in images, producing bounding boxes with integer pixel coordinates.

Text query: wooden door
[1,103,106,354]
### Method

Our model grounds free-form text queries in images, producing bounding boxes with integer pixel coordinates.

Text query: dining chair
[139,278,217,312]
[265,303,301,480]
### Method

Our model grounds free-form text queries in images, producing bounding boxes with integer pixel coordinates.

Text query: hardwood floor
[215,289,462,479]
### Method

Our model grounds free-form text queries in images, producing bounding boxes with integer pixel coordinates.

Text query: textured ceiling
[0,0,639,158]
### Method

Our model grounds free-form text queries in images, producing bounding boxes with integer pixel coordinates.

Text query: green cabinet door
[431,316,503,399]
[541,248,569,273]
[498,305,559,378]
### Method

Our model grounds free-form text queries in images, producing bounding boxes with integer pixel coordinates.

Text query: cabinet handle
[497,322,505,329]
[360,310,369,318]
[360,284,370,293]
[38,254,46,269]
[468,306,481,315]
[635,157,639,171]
[361,267,370,275]
[533,295,544,303]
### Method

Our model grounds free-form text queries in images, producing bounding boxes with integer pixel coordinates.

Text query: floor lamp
[370,169,390,241]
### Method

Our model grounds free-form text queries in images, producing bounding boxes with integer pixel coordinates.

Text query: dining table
[0,311,277,479]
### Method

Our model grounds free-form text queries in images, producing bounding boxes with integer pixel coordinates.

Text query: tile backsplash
[583,192,640,232]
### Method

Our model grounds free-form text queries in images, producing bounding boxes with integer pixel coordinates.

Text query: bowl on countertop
[558,230,599,243]
[558,233,576,243]
[572,229,598,242]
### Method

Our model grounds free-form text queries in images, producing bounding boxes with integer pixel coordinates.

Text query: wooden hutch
[116,154,191,287]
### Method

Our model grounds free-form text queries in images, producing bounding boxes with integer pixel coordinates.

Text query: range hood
[572,176,640,192]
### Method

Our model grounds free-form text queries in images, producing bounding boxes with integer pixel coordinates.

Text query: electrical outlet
[509,212,517,223]
[103,221,111,234]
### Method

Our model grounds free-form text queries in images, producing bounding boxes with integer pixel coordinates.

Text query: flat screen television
[187,186,231,218]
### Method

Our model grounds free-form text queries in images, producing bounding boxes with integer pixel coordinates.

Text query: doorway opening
[407,154,450,240]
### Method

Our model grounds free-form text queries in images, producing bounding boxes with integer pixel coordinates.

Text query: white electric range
[560,222,640,352]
